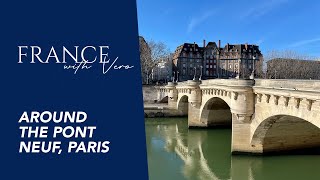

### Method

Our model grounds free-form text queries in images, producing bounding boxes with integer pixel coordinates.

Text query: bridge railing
[254,79,320,92]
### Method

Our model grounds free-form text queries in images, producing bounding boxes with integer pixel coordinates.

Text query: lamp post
[193,67,196,80]
[199,66,203,81]
[176,71,179,83]
[235,59,241,79]
[250,56,256,79]
[173,71,175,82]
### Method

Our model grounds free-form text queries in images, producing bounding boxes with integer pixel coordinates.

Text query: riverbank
[144,103,186,118]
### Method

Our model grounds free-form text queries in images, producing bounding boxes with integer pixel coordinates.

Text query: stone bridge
[156,79,320,154]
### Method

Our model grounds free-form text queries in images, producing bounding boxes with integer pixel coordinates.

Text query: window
[229,64,232,69]
[182,69,186,75]
[214,65,217,68]
[183,63,186,68]
[189,53,193,58]
[190,64,193,68]
[210,60,213,63]
[206,70,209,75]
[206,65,209,68]
[210,65,213,68]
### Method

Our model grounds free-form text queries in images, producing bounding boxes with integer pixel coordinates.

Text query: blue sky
[137,0,320,57]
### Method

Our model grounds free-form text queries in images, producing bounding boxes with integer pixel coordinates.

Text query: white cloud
[240,0,289,20]
[289,37,320,47]
[187,10,215,33]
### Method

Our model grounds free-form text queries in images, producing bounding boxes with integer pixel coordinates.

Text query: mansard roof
[221,43,262,55]
[206,42,218,48]
[173,41,263,59]
[174,43,204,57]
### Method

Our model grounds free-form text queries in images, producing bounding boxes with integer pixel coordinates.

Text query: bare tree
[148,39,170,62]
[264,50,320,79]
[264,50,316,61]
[139,37,170,84]
[139,36,152,84]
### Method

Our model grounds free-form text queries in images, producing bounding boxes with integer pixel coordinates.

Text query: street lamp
[176,71,179,83]
[250,56,256,79]
[172,71,175,82]
[193,67,196,80]
[236,59,241,79]
[199,66,203,81]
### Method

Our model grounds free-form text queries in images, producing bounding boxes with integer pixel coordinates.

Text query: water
[145,118,320,180]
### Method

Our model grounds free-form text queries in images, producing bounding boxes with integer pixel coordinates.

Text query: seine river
[145,118,320,180]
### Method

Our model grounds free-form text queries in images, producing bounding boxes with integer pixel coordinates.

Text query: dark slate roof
[173,41,263,59]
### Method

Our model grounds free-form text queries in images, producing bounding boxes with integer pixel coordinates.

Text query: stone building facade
[152,54,173,83]
[172,43,204,81]
[172,40,263,81]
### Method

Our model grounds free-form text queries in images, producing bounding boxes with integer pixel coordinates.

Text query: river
[145,117,320,180]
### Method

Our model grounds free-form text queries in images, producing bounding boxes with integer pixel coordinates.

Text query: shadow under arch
[158,96,168,103]
[177,95,188,115]
[200,97,232,127]
[251,115,320,154]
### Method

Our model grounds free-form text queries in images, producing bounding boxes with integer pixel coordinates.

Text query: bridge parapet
[154,79,320,154]
[253,80,320,112]
[200,79,255,123]
[254,79,320,91]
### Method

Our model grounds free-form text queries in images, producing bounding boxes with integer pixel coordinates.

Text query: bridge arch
[158,96,168,103]
[177,95,189,115]
[199,97,232,127]
[251,114,320,153]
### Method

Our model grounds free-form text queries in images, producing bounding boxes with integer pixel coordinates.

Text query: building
[152,54,173,83]
[266,58,320,79]
[172,40,263,81]
[219,43,263,79]
[172,43,204,81]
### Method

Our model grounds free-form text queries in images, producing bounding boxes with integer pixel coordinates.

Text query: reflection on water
[145,118,320,180]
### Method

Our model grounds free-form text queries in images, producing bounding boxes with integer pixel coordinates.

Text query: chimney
[218,40,221,49]
[193,42,196,51]
[245,43,248,50]
[203,39,206,48]
[227,43,229,51]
